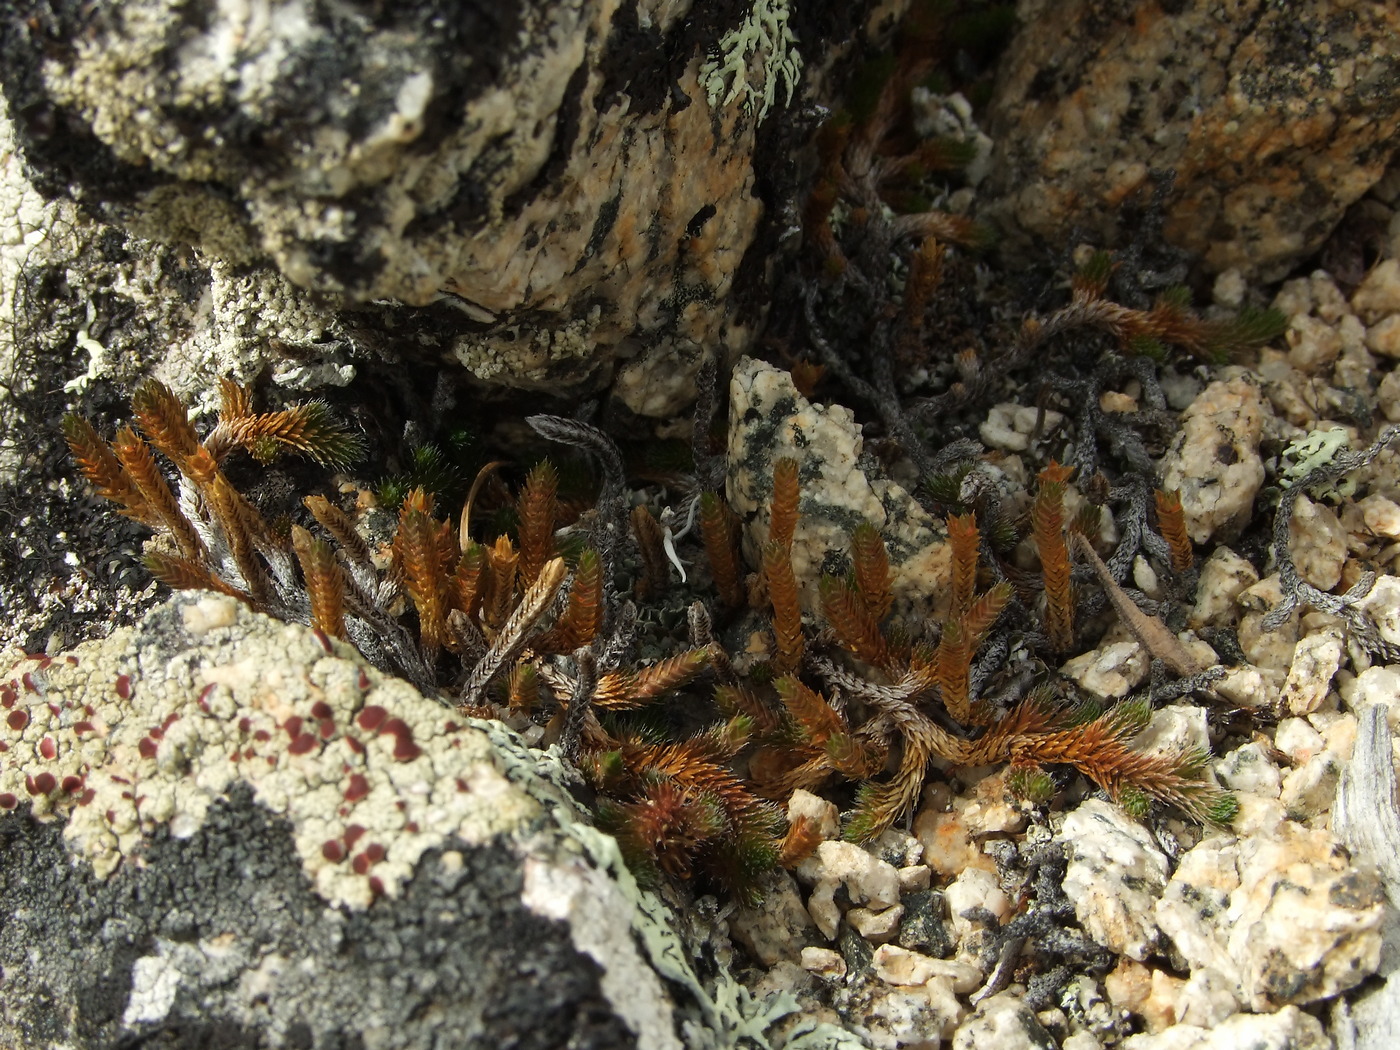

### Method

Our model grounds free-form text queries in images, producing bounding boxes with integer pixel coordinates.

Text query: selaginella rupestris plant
[67,380,1232,899]
[697,458,1235,845]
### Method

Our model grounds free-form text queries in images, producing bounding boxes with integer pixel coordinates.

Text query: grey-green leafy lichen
[700,0,804,122]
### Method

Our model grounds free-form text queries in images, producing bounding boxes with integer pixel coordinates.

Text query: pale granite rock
[1358,494,1400,539]
[1279,750,1343,821]
[1057,799,1170,962]
[1355,574,1400,648]
[848,904,904,945]
[1060,640,1149,700]
[951,992,1056,1050]
[1159,378,1269,544]
[796,840,902,941]
[1172,968,1241,1029]
[1353,259,1400,325]
[1189,547,1259,629]
[1280,627,1346,715]
[1104,958,1183,1034]
[731,869,820,966]
[944,867,1011,945]
[1286,494,1349,591]
[800,947,847,981]
[1214,742,1282,798]
[1119,1006,1328,1050]
[1155,822,1385,1010]
[1339,665,1400,728]
[984,2,1400,280]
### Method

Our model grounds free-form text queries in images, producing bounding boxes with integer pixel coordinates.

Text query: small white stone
[1155,823,1384,1011]
[1212,269,1246,308]
[848,903,904,944]
[1058,799,1169,961]
[1364,314,1400,359]
[1238,608,1299,673]
[800,946,847,979]
[872,943,939,986]
[1158,378,1269,544]
[1338,664,1400,729]
[787,788,840,841]
[1356,575,1400,648]
[1309,271,1350,323]
[1209,665,1279,709]
[730,870,818,965]
[1379,370,1400,422]
[1214,742,1282,798]
[1285,314,1343,374]
[1286,495,1347,591]
[1173,967,1241,1029]
[898,864,931,893]
[1060,640,1148,699]
[945,867,1010,944]
[1120,1005,1328,1050]
[1279,751,1343,820]
[1358,494,1400,539]
[951,992,1056,1050]
[1280,628,1345,715]
[1351,258,1400,323]
[1273,718,1325,765]
[979,402,1064,452]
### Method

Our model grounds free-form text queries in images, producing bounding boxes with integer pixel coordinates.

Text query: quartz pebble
[847,904,904,944]
[730,870,818,966]
[1155,823,1384,1010]
[980,402,1063,452]
[1279,750,1342,821]
[1057,799,1169,961]
[788,789,841,841]
[1358,494,1400,538]
[1104,958,1183,1034]
[1351,258,1400,323]
[1173,967,1241,1029]
[1356,575,1400,648]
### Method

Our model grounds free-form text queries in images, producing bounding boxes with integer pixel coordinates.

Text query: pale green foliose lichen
[700,0,803,122]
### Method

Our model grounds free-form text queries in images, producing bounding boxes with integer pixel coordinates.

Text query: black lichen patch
[0,786,638,1050]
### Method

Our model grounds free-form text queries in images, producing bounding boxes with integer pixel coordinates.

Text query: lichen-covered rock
[1057,799,1170,962]
[726,357,950,614]
[0,0,879,397]
[1154,822,1385,1011]
[984,0,1400,280]
[1158,377,1269,544]
[0,592,786,1049]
